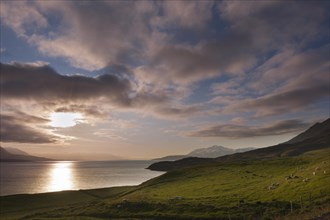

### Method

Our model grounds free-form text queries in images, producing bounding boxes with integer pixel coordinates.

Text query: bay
[0,160,163,196]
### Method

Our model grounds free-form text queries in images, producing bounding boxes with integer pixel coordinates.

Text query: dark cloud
[187,120,310,138]
[219,1,327,49]
[149,32,255,83]
[0,62,197,121]
[235,86,329,116]
[0,114,59,143]
[0,62,132,106]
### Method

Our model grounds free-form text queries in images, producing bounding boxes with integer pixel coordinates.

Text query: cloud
[0,0,328,146]
[22,0,228,83]
[0,113,60,143]
[219,46,330,116]
[187,120,310,138]
[0,62,132,106]
[143,33,256,84]
[154,105,201,119]
[249,46,329,93]
[211,80,243,96]
[136,0,328,87]
[28,1,154,71]
[1,0,328,91]
[219,1,327,49]
[93,129,126,140]
[152,1,214,29]
[0,1,48,36]
[1,1,324,78]
[0,62,200,122]
[229,85,329,117]
[54,105,108,119]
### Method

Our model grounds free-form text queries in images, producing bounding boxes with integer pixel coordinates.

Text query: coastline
[1,149,329,219]
[0,160,164,197]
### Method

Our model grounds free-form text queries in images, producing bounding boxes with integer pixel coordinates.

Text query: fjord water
[0,160,164,196]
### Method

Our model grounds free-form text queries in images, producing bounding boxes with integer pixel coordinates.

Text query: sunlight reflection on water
[47,162,74,192]
[1,161,164,195]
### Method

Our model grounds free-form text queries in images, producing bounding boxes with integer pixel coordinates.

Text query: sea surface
[0,160,164,196]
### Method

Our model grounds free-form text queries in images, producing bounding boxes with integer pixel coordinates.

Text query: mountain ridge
[148,118,330,171]
[153,145,254,161]
[0,147,52,162]
[4,147,31,156]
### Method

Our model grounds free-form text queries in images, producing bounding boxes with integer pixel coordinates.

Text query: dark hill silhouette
[286,118,330,144]
[148,118,330,171]
[0,147,51,161]
[4,147,31,156]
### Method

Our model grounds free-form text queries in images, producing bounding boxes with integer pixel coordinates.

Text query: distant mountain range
[148,118,330,171]
[0,147,51,162]
[4,147,31,156]
[153,145,254,161]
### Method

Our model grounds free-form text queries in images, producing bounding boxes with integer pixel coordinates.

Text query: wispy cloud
[217,46,330,116]
[187,120,310,138]
[93,129,126,140]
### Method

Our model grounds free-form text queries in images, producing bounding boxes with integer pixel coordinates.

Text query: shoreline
[0,184,141,198]
[0,160,164,197]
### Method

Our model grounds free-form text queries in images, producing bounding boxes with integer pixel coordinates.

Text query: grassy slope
[0,186,135,219]
[1,149,329,219]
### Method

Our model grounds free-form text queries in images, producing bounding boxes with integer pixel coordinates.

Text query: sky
[0,0,329,160]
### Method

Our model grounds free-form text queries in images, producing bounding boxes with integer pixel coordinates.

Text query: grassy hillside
[0,186,135,219]
[1,148,329,219]
[148,118,330,172]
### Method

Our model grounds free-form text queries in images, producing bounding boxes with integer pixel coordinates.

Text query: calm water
[0,160,164,196]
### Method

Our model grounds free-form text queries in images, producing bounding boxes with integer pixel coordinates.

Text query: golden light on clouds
[49,112,82,128]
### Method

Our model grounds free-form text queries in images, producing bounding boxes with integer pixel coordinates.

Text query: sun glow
[47,162,73,192]
[49,112,82,128]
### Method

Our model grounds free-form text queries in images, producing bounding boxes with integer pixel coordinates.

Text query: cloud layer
[187,120,310,138]
[0,62,199,120]
[1,62,131,105]
[0,0,329,146]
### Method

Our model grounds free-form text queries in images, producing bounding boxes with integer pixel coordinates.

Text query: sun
[49,112,82,128]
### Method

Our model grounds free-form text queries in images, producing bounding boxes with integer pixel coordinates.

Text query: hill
[0,147,51,162]
[154,145,254,161]
[286,118,330,144]
[148,118,330,171]
[4,147,30,156]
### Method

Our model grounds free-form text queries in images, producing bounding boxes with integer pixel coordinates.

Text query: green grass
[1,149,329,219]
[0,186,135,219]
